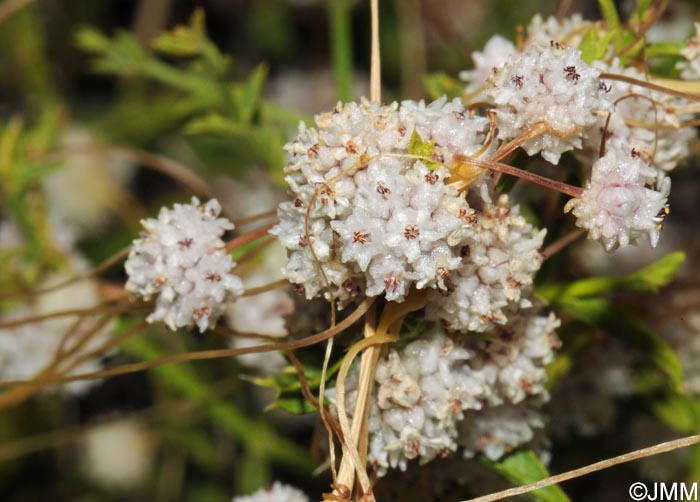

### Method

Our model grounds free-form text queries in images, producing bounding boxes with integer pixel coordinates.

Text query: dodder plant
[2,1,700,501]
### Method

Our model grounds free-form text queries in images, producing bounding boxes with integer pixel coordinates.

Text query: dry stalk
[463,434,700,502]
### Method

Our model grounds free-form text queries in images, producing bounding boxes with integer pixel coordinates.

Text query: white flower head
[488,42,613,164]
[526,14,589,48]
[582,60,696,172]
[272,98,494,306]
[125,197,243,332]
[460,35,518,92]
[566,148,670,251]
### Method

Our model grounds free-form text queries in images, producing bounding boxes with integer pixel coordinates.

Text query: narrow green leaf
[625,251,686,293]
[73,26,111,53]
[485,449,571,502]
[183,113,238,135]
[598,0,621,34]
[232,64,268,123]
[558,297,683,390]
[536,251,685,301]
[646,41,686,58]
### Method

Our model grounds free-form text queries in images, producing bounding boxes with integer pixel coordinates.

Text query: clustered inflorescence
[125,197,243,332]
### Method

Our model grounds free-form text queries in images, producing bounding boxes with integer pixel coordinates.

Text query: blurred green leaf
[231,64,268,123]
[152,8,230,75]
[484,449,571,502]
[652,393,700,434]
[537,252,685,301]
[152,9,208,57]
[646,41,686,58]
[598,0,621,35]
[579,28,614,64]
[423,72,464,101]
[557,297,683,390]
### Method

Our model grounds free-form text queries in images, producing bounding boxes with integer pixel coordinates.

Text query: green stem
[327,0,353,102]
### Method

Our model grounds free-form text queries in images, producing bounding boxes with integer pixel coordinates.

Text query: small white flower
[458,402,546,460]
[566,148,670,251]
[232,482,309,502]
[460,35,518,92]
[526,13,589,48]
[582,60,696,172]
[125,197,243,332]
[488,43,613,164]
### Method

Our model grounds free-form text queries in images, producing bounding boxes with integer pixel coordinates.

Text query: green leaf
[422,72,464,101]
[578,27,615,64]
[537,252,685,301]
[652,393,700,434]
[183,113,238,135]
[408,129,439,170]
[152,9,207,57]
[484,449,571,502]
[646,41,686,58]
[74,26,111,53]
[270,396,319,415]
[598,0,621,34]
[231,63,268,123]
[558,297,683,390]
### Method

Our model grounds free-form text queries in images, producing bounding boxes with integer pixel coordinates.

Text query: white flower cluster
[488,42,613,164]
[333,312,560,476]
[425,194,545,332]
[125,197,243,332]
[460,35,517,92]
[458,402,546,461]
[582,61,696,173]
[272,98,490,305]
[565,148,670,251]
[232,482,309,502]
[526,14,589,48]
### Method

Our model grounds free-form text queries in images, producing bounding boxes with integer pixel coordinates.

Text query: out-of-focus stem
[327,0,354,103]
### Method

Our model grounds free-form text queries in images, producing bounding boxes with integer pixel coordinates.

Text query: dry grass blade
[463,434,700,502]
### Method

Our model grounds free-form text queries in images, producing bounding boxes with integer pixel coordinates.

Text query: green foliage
[245,359,342,415]
[484,449,571,502]
[652,393,700,435]
[537,252,685,300]
[408,129,440,170]
[423,72,464,101]
[578,28,615,64]
[556,297,683,391]
[122,335,314,471]
[75,11,299,175]
[538,252,686,391]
